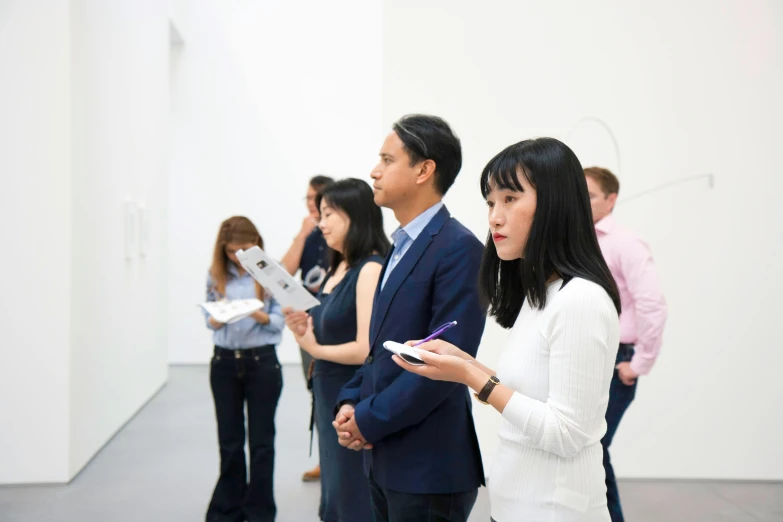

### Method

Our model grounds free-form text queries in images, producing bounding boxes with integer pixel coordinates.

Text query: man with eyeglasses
[584,166,668,522]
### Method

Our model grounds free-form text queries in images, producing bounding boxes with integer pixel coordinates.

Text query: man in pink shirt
[585,167,668,522]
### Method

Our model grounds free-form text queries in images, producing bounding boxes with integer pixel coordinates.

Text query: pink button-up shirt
[595,214,667,375]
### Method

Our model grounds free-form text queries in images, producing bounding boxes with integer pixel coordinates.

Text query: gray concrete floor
[0,365,780,522]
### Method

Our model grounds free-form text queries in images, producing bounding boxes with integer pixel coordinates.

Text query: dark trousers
[206,346,283,522]
[368,470,478,522]
[601,344,637,522]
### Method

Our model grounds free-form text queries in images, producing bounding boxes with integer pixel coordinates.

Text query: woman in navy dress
[284,178,390,522]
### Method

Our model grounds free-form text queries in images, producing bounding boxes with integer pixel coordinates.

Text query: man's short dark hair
[309,175,334,196]
[392,114,462,195]
[584,167,619,196]
[480,139,621,327]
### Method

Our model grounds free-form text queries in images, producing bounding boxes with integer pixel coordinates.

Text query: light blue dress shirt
[203,262,285,349]
[380,202,444,289]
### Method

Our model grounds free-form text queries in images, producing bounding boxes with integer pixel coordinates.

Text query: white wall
[4,0,778,485]
[166,0,384,364]
[68,0,170,478]
[0,0,174,484]
[383,0,783,480]
[0,0,72,484]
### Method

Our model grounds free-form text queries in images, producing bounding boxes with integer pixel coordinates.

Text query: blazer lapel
[370,206,451,346]
[369,251,393,342]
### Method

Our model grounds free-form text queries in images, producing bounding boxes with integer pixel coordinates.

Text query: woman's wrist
[462,361,490,391]
[460,351,476,363]
[209,317,224,329]
[304,341,321,358]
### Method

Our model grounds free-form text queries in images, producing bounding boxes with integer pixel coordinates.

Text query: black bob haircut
[316,178,391,274]
[478,137,621,328]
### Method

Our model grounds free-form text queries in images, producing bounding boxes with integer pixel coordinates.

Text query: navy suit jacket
[336,206,487,494]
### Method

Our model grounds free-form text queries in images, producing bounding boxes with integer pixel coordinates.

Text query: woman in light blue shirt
[203,216,285,522]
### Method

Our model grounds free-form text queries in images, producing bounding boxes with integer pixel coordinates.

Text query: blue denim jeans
[206,346,282,522]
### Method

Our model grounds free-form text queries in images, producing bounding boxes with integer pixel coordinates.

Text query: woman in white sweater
[394,138,622,522]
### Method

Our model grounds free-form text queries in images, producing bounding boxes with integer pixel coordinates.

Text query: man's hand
[333,404,372,451]
[298,216,317,240]
[616,362,639,386]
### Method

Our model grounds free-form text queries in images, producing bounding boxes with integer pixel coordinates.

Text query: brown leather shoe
[302,465,320,482]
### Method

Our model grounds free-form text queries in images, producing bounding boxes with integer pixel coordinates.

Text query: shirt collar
[394,202,444,245]
[595,213,616,235]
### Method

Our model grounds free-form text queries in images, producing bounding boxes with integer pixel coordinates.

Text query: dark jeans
[368,470,478,522]
[601,344,637,522]
[206,346,283,522]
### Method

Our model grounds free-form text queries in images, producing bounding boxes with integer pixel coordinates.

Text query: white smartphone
[383,341,427,366]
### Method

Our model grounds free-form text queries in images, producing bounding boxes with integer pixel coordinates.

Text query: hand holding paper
[283,307,308,334]
[392,341,475,385]
[294,317,319,354]
[208,316,225,329]
[383,341,427,365]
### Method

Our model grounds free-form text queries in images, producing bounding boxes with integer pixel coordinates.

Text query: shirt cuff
[629,354,655,376]
[501,392,541,433]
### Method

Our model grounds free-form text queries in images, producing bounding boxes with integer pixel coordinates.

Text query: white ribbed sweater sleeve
[500,282,617,458]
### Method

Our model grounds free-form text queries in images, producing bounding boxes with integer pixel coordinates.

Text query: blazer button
[365,356,373,364]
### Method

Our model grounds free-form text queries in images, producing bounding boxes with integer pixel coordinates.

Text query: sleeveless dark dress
[309,255,382,522]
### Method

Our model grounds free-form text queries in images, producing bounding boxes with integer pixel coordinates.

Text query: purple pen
[413,321,458,347]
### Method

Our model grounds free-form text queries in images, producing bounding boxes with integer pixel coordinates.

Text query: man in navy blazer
[334,114,486,522]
